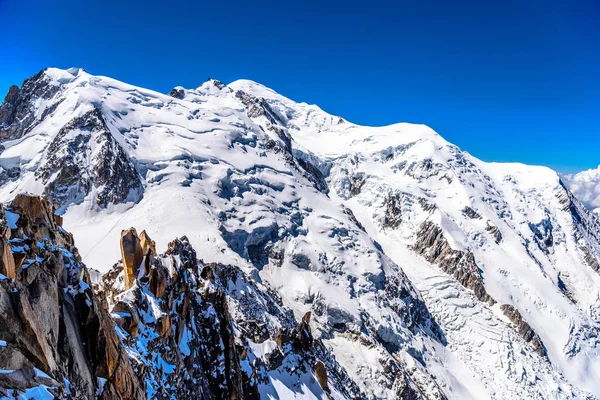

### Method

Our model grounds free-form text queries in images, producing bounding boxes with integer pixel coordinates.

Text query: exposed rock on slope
[0,196,389,399]
[414,220,494,304]
[97,228,435,399]
[0,70,63,141]
[0,69,142,210]
[120,228,144,289]
[500,304,547,358]
[35,107,143,209]
[0,195,143,399]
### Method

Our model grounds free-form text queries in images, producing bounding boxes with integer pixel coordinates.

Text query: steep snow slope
[238,81,600,397]
[0,68,599,398]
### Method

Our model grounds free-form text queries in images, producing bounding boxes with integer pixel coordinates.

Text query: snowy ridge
[0,68,599,398]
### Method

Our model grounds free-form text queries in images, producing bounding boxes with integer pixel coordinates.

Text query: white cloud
[561,166,600,213]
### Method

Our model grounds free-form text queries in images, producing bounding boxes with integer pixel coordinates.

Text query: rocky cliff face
[0,69,143,211]
[0,70,63,141]
[0,195,144,399]
[36,107,143,209]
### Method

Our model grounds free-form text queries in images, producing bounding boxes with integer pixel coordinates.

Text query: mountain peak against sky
[1,0,599,397]
[3,0,599,172]
[2,67,600,398]
[228,79,276,95]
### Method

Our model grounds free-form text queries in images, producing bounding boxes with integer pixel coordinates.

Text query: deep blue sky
[1,0,598,173]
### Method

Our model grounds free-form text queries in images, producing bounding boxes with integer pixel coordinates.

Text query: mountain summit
[0,68,599,399]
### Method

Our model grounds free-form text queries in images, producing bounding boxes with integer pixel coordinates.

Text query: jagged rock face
[168,87,185,99]
[383,192,405,229]
[36,107,143,209]
[0,195,143,399]
[414,221,494,304]
[313,360,328,392]
[235,90,285,127]
[462,206,481,219]
[139,230,156,256]
[0,70,62,141]
[0,225,15,279]
[500,304,547,358]
[98,231,369,399]
[232,88,329,193]
[485,222,503,244]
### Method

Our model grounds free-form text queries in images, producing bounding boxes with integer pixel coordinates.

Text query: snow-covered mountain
[1,67,600,399]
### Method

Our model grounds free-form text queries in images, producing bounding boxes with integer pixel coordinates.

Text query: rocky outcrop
[0,70,62,141]
[168,87,185,99]
[414,216,546,360]
[0,195,144,399]
[139,230,156,256]
[120,228,144,289]
[235,90,286,129]
[383,192,405,229]
[581,246,599,272]
[96,230,369,399]
[314,360,329,392]
[486,222,503,244]
[500,304,548,358]
[462,206,481,219]
[36,107,143,209]
[0,225,15,279]
[233,87,330,193]
[414,220,495,304]
[382,192,437,231]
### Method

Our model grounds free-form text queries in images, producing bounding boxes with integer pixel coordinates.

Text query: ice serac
[1,68,600,398]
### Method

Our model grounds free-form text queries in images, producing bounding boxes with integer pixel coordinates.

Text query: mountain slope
[228,79,600,398]
[0,195,367,399]
[0,68,599,398]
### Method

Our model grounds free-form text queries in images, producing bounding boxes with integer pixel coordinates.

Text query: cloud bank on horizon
[562,167,600,213]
